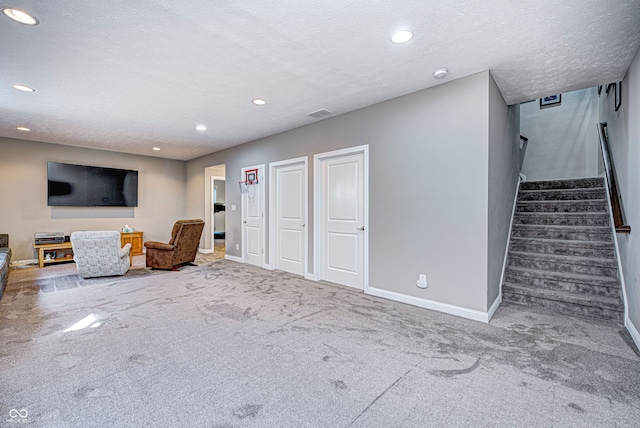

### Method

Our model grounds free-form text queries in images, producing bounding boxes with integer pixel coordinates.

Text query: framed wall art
[540,94,561,108]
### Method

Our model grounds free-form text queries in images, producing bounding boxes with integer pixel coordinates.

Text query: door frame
[268,156,309,274]
[210,175,225,248]
[313,144,369,290]
[241,164,266,267]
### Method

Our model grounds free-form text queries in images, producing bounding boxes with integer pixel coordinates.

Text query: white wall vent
[306,109,333,119]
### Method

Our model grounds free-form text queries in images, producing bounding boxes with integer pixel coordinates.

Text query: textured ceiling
[1,0,639,161]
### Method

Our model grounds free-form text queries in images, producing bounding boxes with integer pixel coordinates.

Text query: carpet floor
[0,257,639,427]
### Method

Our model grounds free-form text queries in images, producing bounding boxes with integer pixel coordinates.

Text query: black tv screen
[47,162,138,207]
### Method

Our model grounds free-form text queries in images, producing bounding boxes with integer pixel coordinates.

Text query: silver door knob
[357,226,365,231]
[300,224,305,227]
[243,220,247,224]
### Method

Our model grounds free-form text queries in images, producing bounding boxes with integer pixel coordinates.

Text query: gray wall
[521,88,599,180]
[0,137,186,260]
[487,74,521,308]
[187,71,507,313]
[598,46,640,335]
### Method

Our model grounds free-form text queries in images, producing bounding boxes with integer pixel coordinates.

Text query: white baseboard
[264,263,274,271]
[305,273,318,281]
[366,286,493,323]
[498,177,522,301]
[224,254,243,263]
[625,317,640,351]
[10,259,38,267]
[487,294,502,322]
[198,248,214,254]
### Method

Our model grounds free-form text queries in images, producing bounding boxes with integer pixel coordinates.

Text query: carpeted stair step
[516,199,608,213]
[503,282,623,320]
[504,177,622,321]
[519,177,604,191]
[518,187,606,201]
[507,251,618,277]
[511,224,613,242]
[504,266,620,298]
[509,237,616,258]
[513,212,610,227]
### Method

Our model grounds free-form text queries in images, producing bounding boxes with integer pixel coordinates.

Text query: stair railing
[519,135,529,170]
[597,122,631,234]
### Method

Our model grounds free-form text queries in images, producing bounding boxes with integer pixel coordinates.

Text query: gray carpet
[28,267,166,293]
[1,260,639,427]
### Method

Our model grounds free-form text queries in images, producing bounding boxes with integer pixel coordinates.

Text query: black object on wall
[47,162,138,207]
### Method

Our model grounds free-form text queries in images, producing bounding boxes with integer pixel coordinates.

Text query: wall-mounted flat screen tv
[47,162,138,207]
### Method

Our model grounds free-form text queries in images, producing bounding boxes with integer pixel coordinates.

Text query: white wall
[598,46,640,344]
[488,74,521,308]
[0,138,186,261]
[521,88,599,180]
[187,71,515,317]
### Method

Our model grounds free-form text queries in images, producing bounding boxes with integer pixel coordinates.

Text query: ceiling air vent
[306,109,333,119]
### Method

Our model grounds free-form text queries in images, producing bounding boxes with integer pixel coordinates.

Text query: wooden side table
[121,231,143,264]
[34,242,74,268]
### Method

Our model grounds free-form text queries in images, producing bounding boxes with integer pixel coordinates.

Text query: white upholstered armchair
[70,231,131,279]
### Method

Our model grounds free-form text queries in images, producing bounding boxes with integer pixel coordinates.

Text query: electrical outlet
[417,274,428,289]
[236,243,239,251]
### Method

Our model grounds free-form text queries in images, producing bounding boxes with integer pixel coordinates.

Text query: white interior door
[319,151,365,289]
[242,166,264,267]
[274,161,306,275]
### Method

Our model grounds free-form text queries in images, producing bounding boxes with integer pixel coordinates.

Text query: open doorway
[204,164,226,260]
[212,176,226,259]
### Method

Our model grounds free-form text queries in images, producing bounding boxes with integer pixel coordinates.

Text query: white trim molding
[10,259,38,267]
[602,174,629,321]
[366,286,495,323]
[486,294,502,322]
[198,248,214,254]
[498,176,522,301]
[625,318,640,352]
[224,254,243,263]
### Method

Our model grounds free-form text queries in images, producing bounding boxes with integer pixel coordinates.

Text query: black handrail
[519,135,529,170]
[597,122,630,234]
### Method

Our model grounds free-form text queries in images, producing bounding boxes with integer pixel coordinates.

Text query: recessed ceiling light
[252,98,266,106]
[196,125,207,131]
[433,68,449,79]
[13,84,35,92]
[152,147,161,151]
[16,126,30,132]
[391,30,413,44]
[2,8,39,25]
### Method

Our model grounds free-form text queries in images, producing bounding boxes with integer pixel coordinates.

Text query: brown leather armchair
[144,219,205,270]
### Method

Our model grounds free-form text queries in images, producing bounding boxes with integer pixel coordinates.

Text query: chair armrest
[119,243,132,259]
[144,241,175,251]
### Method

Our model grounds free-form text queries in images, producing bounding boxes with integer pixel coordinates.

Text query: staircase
[503,177,624,321]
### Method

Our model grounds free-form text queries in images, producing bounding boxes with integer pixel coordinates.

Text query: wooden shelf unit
[34,242,74,268]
